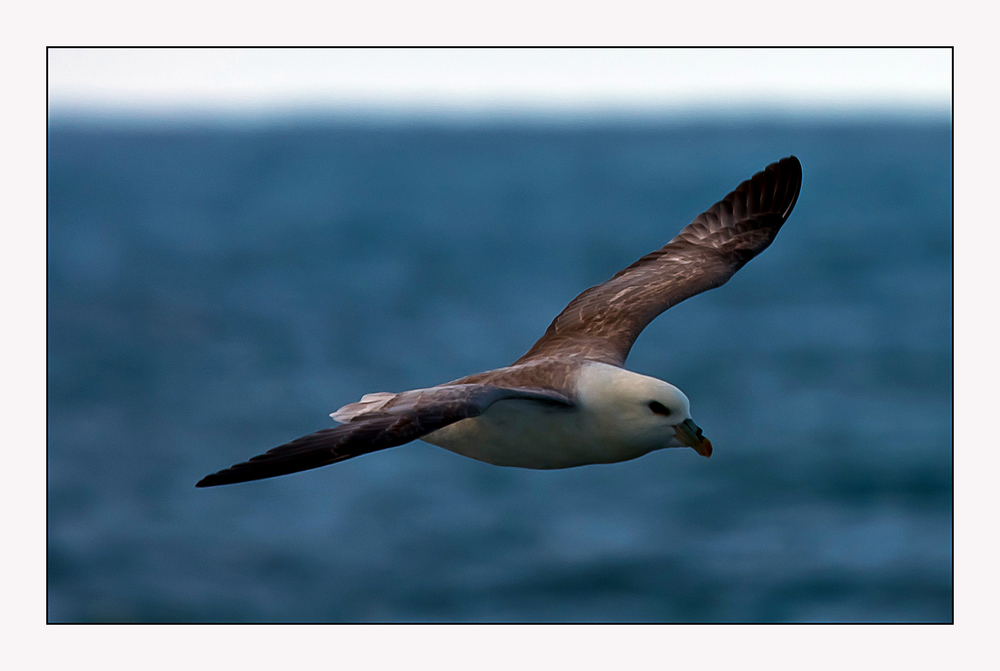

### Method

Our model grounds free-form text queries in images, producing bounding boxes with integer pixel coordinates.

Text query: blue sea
[47,116,952,622]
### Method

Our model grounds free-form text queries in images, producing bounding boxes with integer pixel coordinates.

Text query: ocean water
[47,117,952,623]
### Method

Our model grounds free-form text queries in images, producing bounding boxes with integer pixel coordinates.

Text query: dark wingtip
[195,461,293,487]
[194,467,286,488]
[195,471,231,487]
[194,462,305,488]
[778,154,802,183]
[773,155,803,220]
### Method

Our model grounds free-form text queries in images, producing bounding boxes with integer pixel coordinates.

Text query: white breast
[421,362,666,469]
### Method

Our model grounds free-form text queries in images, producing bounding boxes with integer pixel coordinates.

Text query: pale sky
[48,47,951,120]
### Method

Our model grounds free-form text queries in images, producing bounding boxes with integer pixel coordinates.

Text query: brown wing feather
[516,155,802,366]
[196,384,572,487]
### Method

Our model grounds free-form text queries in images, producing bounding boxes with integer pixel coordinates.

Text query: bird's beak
[674,418,713,458]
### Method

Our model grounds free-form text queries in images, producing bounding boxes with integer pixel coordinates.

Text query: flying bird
[197,155,802,487]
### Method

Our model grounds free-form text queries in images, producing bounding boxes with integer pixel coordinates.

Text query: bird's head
[636,378,713,458]
[578,364,713,458]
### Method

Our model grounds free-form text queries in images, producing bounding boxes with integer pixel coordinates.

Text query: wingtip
[196,468,246,487]
[783,154,803,182]
[195,466,270,488]
[779,155,803,219]
[759,155,802,221]
[770,154,802,181]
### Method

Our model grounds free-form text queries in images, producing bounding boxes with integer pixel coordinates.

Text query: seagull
[197,155,802,487]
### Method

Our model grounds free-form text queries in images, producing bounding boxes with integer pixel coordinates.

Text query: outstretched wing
[516,155,802,366]
[196,384,571,487]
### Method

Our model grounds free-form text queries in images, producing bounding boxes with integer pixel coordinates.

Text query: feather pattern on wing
[196,384,572,487]
[516,155,802,366]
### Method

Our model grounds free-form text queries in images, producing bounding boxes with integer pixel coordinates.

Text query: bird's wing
[195,384,572,487]
[516,155,802,366]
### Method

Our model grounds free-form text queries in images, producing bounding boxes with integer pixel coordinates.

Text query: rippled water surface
[48,118,952,622]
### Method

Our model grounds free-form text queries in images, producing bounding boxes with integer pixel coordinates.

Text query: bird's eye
[648,401,671,416]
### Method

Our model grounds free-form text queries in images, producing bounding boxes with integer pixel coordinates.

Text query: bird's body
[197,155,802,488]
[423,362,692,469]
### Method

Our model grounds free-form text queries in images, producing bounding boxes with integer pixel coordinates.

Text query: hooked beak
[674,418,713,458]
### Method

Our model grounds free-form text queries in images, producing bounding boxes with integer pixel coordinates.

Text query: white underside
[421,362,687,469]
[421,401,654,468]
